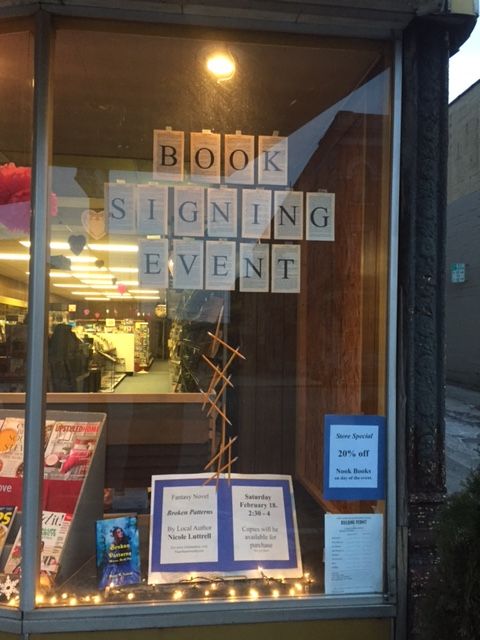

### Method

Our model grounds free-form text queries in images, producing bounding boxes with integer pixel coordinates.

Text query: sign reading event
[148,474,302,584]
[323,415,385,501]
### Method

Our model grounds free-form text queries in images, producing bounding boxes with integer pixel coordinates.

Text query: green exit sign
[450,262,466,283]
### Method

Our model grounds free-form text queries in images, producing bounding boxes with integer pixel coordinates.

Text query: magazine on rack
[0,506,17,557]
[3,511,72,575]
[0,416,25,478]
[43,421,101,480]
[0,418,56,478]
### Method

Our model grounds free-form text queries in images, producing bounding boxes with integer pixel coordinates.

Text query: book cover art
[3,510,71,576]
[0,506,17,557]
[43,421,100,480]
[96,516,141,589]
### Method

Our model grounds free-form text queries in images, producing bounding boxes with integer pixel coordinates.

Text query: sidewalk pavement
[445,384,480,493]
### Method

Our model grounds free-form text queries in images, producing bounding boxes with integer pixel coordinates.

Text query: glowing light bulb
[249,588,259,599]
[228,589,236,597]
[272,589,280,598]
[206,51,236,81]
[289,588,295,597]
[127,592,135,601]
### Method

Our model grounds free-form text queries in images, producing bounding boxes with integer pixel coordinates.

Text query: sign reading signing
[105,183,136,234]
[148,473,302,584]
[174,186,205,237]
[137,184,168,236]
[207,187,238,238]
[323,415,385,501]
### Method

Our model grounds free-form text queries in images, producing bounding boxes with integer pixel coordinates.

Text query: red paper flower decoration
[0,163,57,233]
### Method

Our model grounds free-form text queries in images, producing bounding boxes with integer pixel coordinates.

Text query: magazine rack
[0,409,106,585]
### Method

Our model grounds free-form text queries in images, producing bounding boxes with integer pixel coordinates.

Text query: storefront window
[24,19,392,608]
[0,22,34,609]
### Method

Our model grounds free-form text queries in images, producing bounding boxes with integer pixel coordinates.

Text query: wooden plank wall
[228,292,297,475]
[295,110,388,512]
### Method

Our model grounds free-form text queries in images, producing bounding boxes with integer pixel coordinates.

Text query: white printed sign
[306,192,335,241]
[239,243,269,293]
[324,514,383,594]
[173,186,205,237]
[328,424,379,489]
[242,189,272,240]
[137,184,168,236]
[207,187,238,238]
[231,486,289,562]
[271,244,300,293]
[138,239,169,288]
[224,134,255,185]
[258,136,288,186]
[172,239,204,290]
[274,190,303,240]
[205,241,236,291]
[159,485,218,565]
[105,183,136,234]
[153,129,184,182]
[190,131,221,184]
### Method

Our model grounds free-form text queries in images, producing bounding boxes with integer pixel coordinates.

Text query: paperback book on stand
[96,515,141,589]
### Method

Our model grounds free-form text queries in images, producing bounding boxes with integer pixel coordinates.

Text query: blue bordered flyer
[148,473,302,584]
[323,415,386,501]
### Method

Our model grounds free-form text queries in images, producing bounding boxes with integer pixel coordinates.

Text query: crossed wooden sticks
[200,315,245,487]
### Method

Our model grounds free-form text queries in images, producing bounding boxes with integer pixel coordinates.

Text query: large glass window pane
[0,23,34,609]
[39,19,392,609]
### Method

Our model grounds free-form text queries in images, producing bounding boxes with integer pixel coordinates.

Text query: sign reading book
[148,474,302,584]
[323,415,386,501]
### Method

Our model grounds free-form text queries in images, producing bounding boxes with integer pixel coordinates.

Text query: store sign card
[207,187,238,238]
[173,186,205,237]
[105,183,136,234]
[205,241,236,291]
[190,131,221,184]
[258,135,288,186]
[306,192,335,241]
[138,239,169,288]
[153,129,184,182]
[224,134,255,185]
[172,239,204,290]
[323,415,385,501]
[271,244,300,293]
[239,243,269,293]
[324,514,383,594]
[137,184,168,236]
[274,191,303,240]
[148,473,302,584]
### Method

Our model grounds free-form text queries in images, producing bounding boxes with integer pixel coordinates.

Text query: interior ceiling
[1,25,387,302]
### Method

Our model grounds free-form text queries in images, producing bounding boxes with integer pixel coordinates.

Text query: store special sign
[105,130,335,293]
